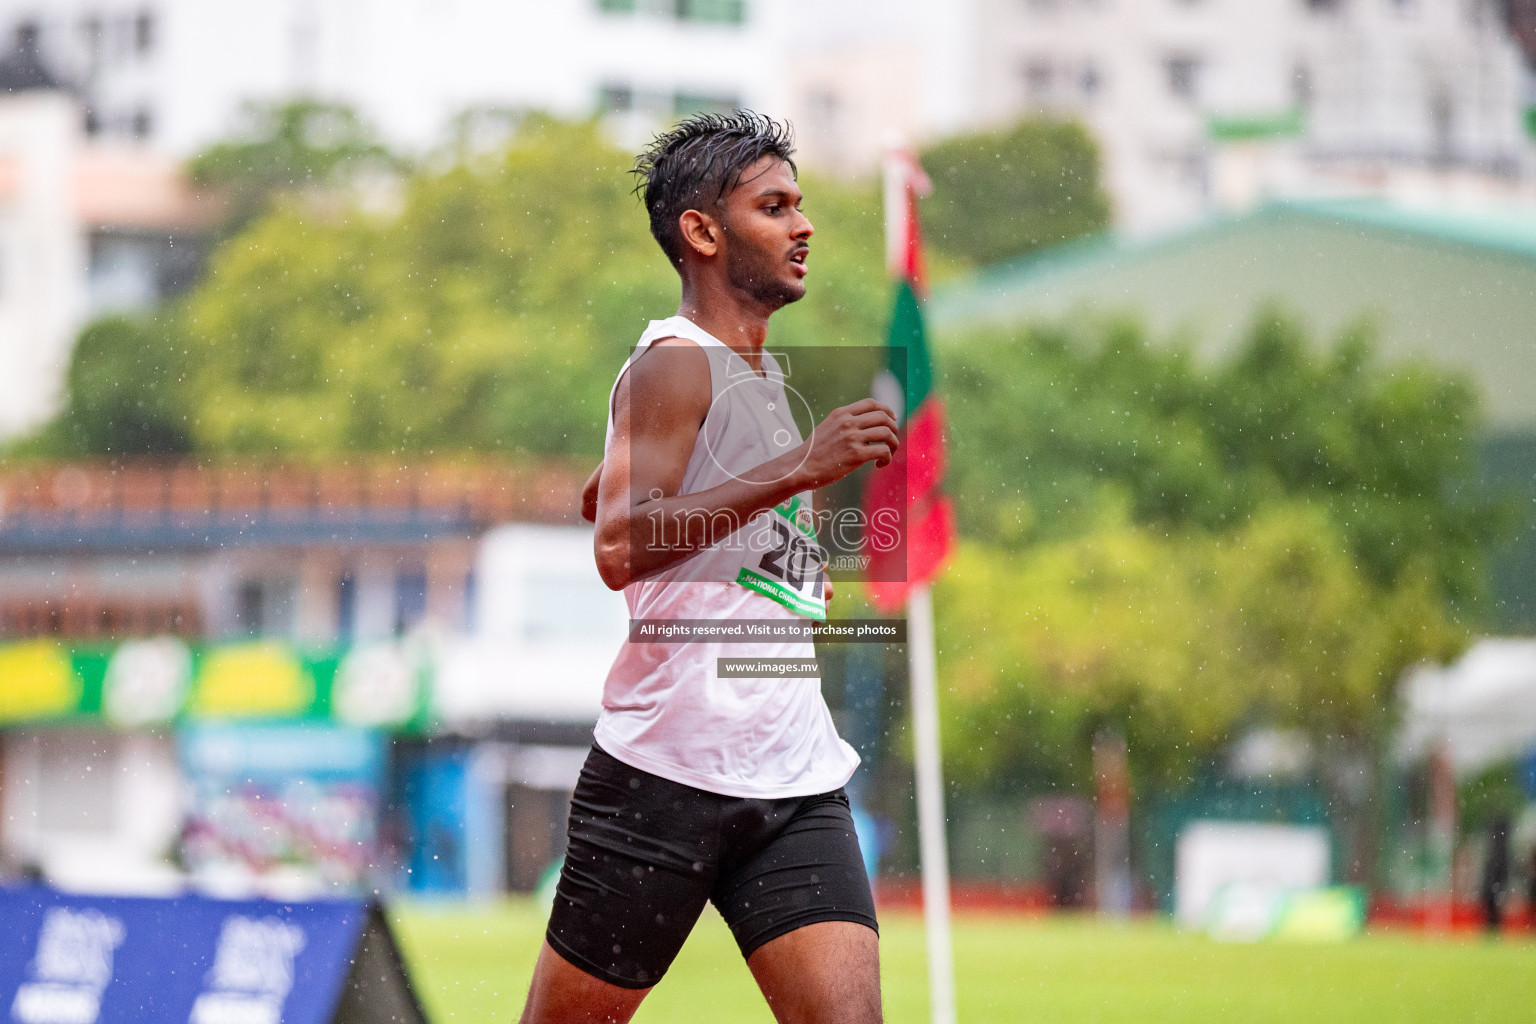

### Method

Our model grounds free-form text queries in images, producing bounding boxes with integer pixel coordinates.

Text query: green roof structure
[931,198,1536,430]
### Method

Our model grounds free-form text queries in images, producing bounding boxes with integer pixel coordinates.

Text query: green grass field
[392,899,1535,1024]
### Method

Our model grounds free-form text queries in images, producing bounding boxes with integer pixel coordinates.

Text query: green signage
[1208,110,1306,142]
[0,638,431,732]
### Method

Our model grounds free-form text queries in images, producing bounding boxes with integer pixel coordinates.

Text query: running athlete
[519,113,899,1024]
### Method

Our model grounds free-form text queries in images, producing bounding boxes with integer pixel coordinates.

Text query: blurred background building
[0,459,628,898]
[0,0,958,160]
[983,0,1536,231]
[0,26,211,436]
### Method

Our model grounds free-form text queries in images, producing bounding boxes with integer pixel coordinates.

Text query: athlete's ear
[678,209,720,258]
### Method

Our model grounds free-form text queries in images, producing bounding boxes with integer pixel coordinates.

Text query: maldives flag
[863,149,955,614]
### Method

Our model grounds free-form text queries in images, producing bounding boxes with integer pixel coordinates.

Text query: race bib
[736,495,827,620]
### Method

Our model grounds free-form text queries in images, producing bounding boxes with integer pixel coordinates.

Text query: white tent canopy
[1397,638,1536,778]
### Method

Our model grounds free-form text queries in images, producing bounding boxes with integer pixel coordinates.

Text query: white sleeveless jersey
[592,316,859,798]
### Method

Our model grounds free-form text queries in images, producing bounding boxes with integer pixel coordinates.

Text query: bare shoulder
[649,335,703,352]
[617,337,711,427]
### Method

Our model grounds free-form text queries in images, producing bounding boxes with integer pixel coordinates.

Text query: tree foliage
[941,309,1500,605]
[919,118,1112,267]
[177,117,662,456]
[34,115,889,461]
[32,109,1106,462]
[178,117,893,457]
[936,508,1464,792]
[925,310,1499,791]
[15,316,191,458]
[189,99,404,235]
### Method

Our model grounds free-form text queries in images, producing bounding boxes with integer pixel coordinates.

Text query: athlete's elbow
[594,540,632,591]
[598,563,631,591]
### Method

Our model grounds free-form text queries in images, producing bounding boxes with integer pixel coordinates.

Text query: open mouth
[789,248,809,275]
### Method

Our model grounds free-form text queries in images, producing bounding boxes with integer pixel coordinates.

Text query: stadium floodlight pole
[907,583,957,1024]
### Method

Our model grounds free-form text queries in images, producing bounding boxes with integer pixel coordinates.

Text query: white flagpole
[884,138,955,1024]
[907,583,957,1024]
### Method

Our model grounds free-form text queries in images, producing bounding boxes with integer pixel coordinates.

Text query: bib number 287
[736,498,827,620]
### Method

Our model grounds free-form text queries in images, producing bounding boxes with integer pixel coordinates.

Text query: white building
[0,0,983,172]
[0,83,209,437]
[0,0,933,157]
[2,1,1532,203]
[974,0,1536,232]
[0,92,79,436]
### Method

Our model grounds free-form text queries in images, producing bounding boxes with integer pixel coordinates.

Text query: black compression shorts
[545,744,878,989]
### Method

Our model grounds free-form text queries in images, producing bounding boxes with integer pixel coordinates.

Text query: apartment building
[0,0,820,154]
[975,0,1535,231]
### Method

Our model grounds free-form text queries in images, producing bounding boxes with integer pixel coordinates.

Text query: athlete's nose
[792,209,813,241]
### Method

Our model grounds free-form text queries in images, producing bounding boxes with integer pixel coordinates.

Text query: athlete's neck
[677,278,772,372]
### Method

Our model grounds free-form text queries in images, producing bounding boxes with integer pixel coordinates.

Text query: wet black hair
[632,110,797,266]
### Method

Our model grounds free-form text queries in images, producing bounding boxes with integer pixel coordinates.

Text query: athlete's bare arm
[580,413,843,604]
[594,339,898,591]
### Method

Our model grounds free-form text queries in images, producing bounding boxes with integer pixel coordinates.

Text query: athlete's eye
[764,204,780,215]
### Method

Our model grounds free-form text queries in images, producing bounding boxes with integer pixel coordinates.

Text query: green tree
[935,507,1464,792]
[926,307,1498,800]
[180,116,664,456]
[16,316,191,458]
[919,118,1112,267]
[175,116,894,458]
[940,309,1501,606]
[18,115,897,462]
[190,99,403,235]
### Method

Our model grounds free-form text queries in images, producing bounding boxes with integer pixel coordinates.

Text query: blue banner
[0,887,367,1024]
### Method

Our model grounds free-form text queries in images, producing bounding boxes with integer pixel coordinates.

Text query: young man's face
[717,155,814,309]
